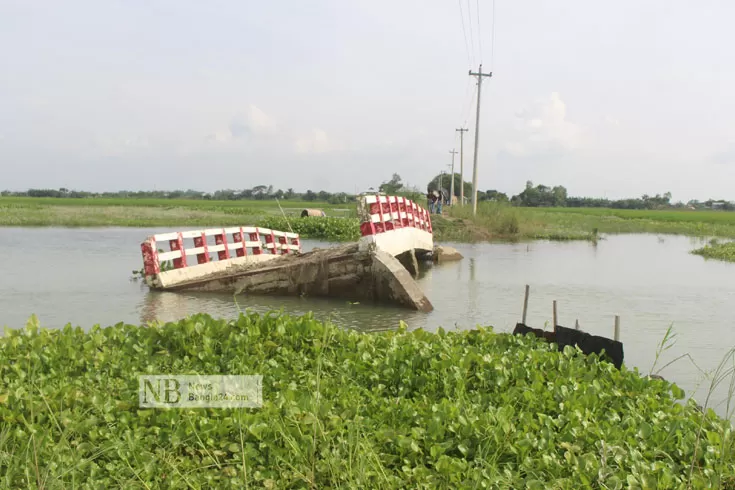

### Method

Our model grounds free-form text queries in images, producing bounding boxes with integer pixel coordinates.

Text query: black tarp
[512,323,624,369]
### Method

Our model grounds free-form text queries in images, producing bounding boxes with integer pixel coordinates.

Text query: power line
[491,0,496,69]
[465,0,476,67]
[462,84,477,127]
[476,0,483,63]
[457,0,473,68]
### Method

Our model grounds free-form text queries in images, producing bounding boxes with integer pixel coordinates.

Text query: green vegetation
[436,203,599,242]
[1,312,733,488]
[0,197,354,229]
[257,216,361,242]
[435,203,735,242]
[691,240,735,263]
[6,195,735,244]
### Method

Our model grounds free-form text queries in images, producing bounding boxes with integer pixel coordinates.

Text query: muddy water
[1,227,734,417]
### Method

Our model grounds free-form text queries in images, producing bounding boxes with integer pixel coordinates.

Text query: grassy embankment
[1,312,733,488]
[434,203,735,242]
[0,197,354,227]
[5,196,735,243]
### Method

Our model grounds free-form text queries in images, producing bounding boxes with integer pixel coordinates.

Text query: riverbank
[1,312,732,488]
[436,203,735,242]
[4,196,735,243]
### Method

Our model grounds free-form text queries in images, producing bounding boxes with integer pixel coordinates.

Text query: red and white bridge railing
[357,195,433,256]
[141,226,300,288]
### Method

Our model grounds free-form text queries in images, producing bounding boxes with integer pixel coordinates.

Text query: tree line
[0,187,357,205]
[4,175,733,211]
[426,174,734,210]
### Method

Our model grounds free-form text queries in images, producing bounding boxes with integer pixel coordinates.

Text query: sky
[1,0,734,202]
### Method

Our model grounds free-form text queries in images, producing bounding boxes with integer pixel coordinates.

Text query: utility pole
[449,149,458,206]
[456,128,468,206]
[469,64,493,215]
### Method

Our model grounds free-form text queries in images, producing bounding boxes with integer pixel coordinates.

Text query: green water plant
[257,216,360,242]
[691,241,735,263]
[0,312,733,488]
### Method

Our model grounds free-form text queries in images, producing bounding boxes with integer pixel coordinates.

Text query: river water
[1,227,734,418]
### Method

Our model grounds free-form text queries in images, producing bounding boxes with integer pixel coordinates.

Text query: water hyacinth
[257,216,361,242]
[0,312,733,488]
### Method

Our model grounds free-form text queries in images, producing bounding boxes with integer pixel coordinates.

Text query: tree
[511,183,566,207]
[427,173,471,201]
[251,185,268,200]
[379,173,404,194]
[484,190,509,202]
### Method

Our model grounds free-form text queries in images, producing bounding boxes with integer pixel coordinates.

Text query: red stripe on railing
[171,233,187,268]
[250,230,262,255]
[140,226,300,280]
[358,195,432,237]
[141,239,160,275]
[215,229,230,261]
[194,233,210,264]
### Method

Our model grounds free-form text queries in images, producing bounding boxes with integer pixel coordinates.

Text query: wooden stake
[614,315,621,341]
[575,319,580,330]
[552,300,558,332]
[522,285,530,325]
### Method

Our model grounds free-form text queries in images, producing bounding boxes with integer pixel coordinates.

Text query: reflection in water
[1,229,735,417]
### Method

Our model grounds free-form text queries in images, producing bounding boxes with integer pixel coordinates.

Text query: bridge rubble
[140,195,454,311]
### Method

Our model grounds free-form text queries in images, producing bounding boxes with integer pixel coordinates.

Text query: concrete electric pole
[455,128,468,206]
[449,149,458,206]
[469,64,493,215]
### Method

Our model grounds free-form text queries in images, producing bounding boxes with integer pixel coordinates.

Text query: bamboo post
[575,319,580,330]
[614,315,620,341]
[522,285,530,325]
[552,300,558,332]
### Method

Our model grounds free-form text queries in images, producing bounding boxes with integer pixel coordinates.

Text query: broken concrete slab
[159,242,433,311]
[433,246,464,264]
[395,248,419,278]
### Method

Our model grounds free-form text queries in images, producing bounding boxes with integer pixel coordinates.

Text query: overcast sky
[1,0,734,201]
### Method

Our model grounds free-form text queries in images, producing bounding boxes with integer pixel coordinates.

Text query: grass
[5,196,735,244]
[1,311,733,488]
[690,239,735,263]
[436,203,599,242]
[435,203,735,242]
[0,197,355,229]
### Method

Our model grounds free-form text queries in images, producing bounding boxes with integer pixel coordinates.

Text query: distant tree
[251,185,268,200]
[483,190,509,202]
[427,173,471,200]
[379,173,404,194]
[512,183,566,207]
[285,188,295,199]
[304,190,317,201]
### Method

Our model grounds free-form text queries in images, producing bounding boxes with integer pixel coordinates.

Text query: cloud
[247,105,276,132]
[206,105,277,144]
[503,92,581,158]
[294,128,338,154]
[604,115,620,126]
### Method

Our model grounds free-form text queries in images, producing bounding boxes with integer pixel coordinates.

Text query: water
[2,227,734,417]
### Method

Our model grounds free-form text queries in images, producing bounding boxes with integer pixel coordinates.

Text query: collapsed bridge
[139,195,457,311]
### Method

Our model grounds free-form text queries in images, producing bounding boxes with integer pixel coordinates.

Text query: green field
[436,204,735,242]
[0,197,356,230]
[4,196,735,243]
[1,312,732,488]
